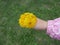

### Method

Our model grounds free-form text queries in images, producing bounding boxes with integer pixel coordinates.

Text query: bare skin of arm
[34,18,48,30]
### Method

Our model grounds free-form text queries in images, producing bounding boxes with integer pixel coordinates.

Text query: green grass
[0,0,60,45]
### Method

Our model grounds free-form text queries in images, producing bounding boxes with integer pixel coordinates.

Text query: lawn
[0,0,60,45]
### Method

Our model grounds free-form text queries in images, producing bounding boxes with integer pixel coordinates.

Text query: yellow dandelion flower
[19,12,37,28]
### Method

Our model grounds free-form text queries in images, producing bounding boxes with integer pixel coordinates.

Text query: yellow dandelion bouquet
[19,12,37,28]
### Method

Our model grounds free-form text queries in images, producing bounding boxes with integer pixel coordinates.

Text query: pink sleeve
[47,18,60,40]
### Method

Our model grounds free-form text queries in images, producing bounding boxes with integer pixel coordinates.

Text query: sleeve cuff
[47,18,60,40]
